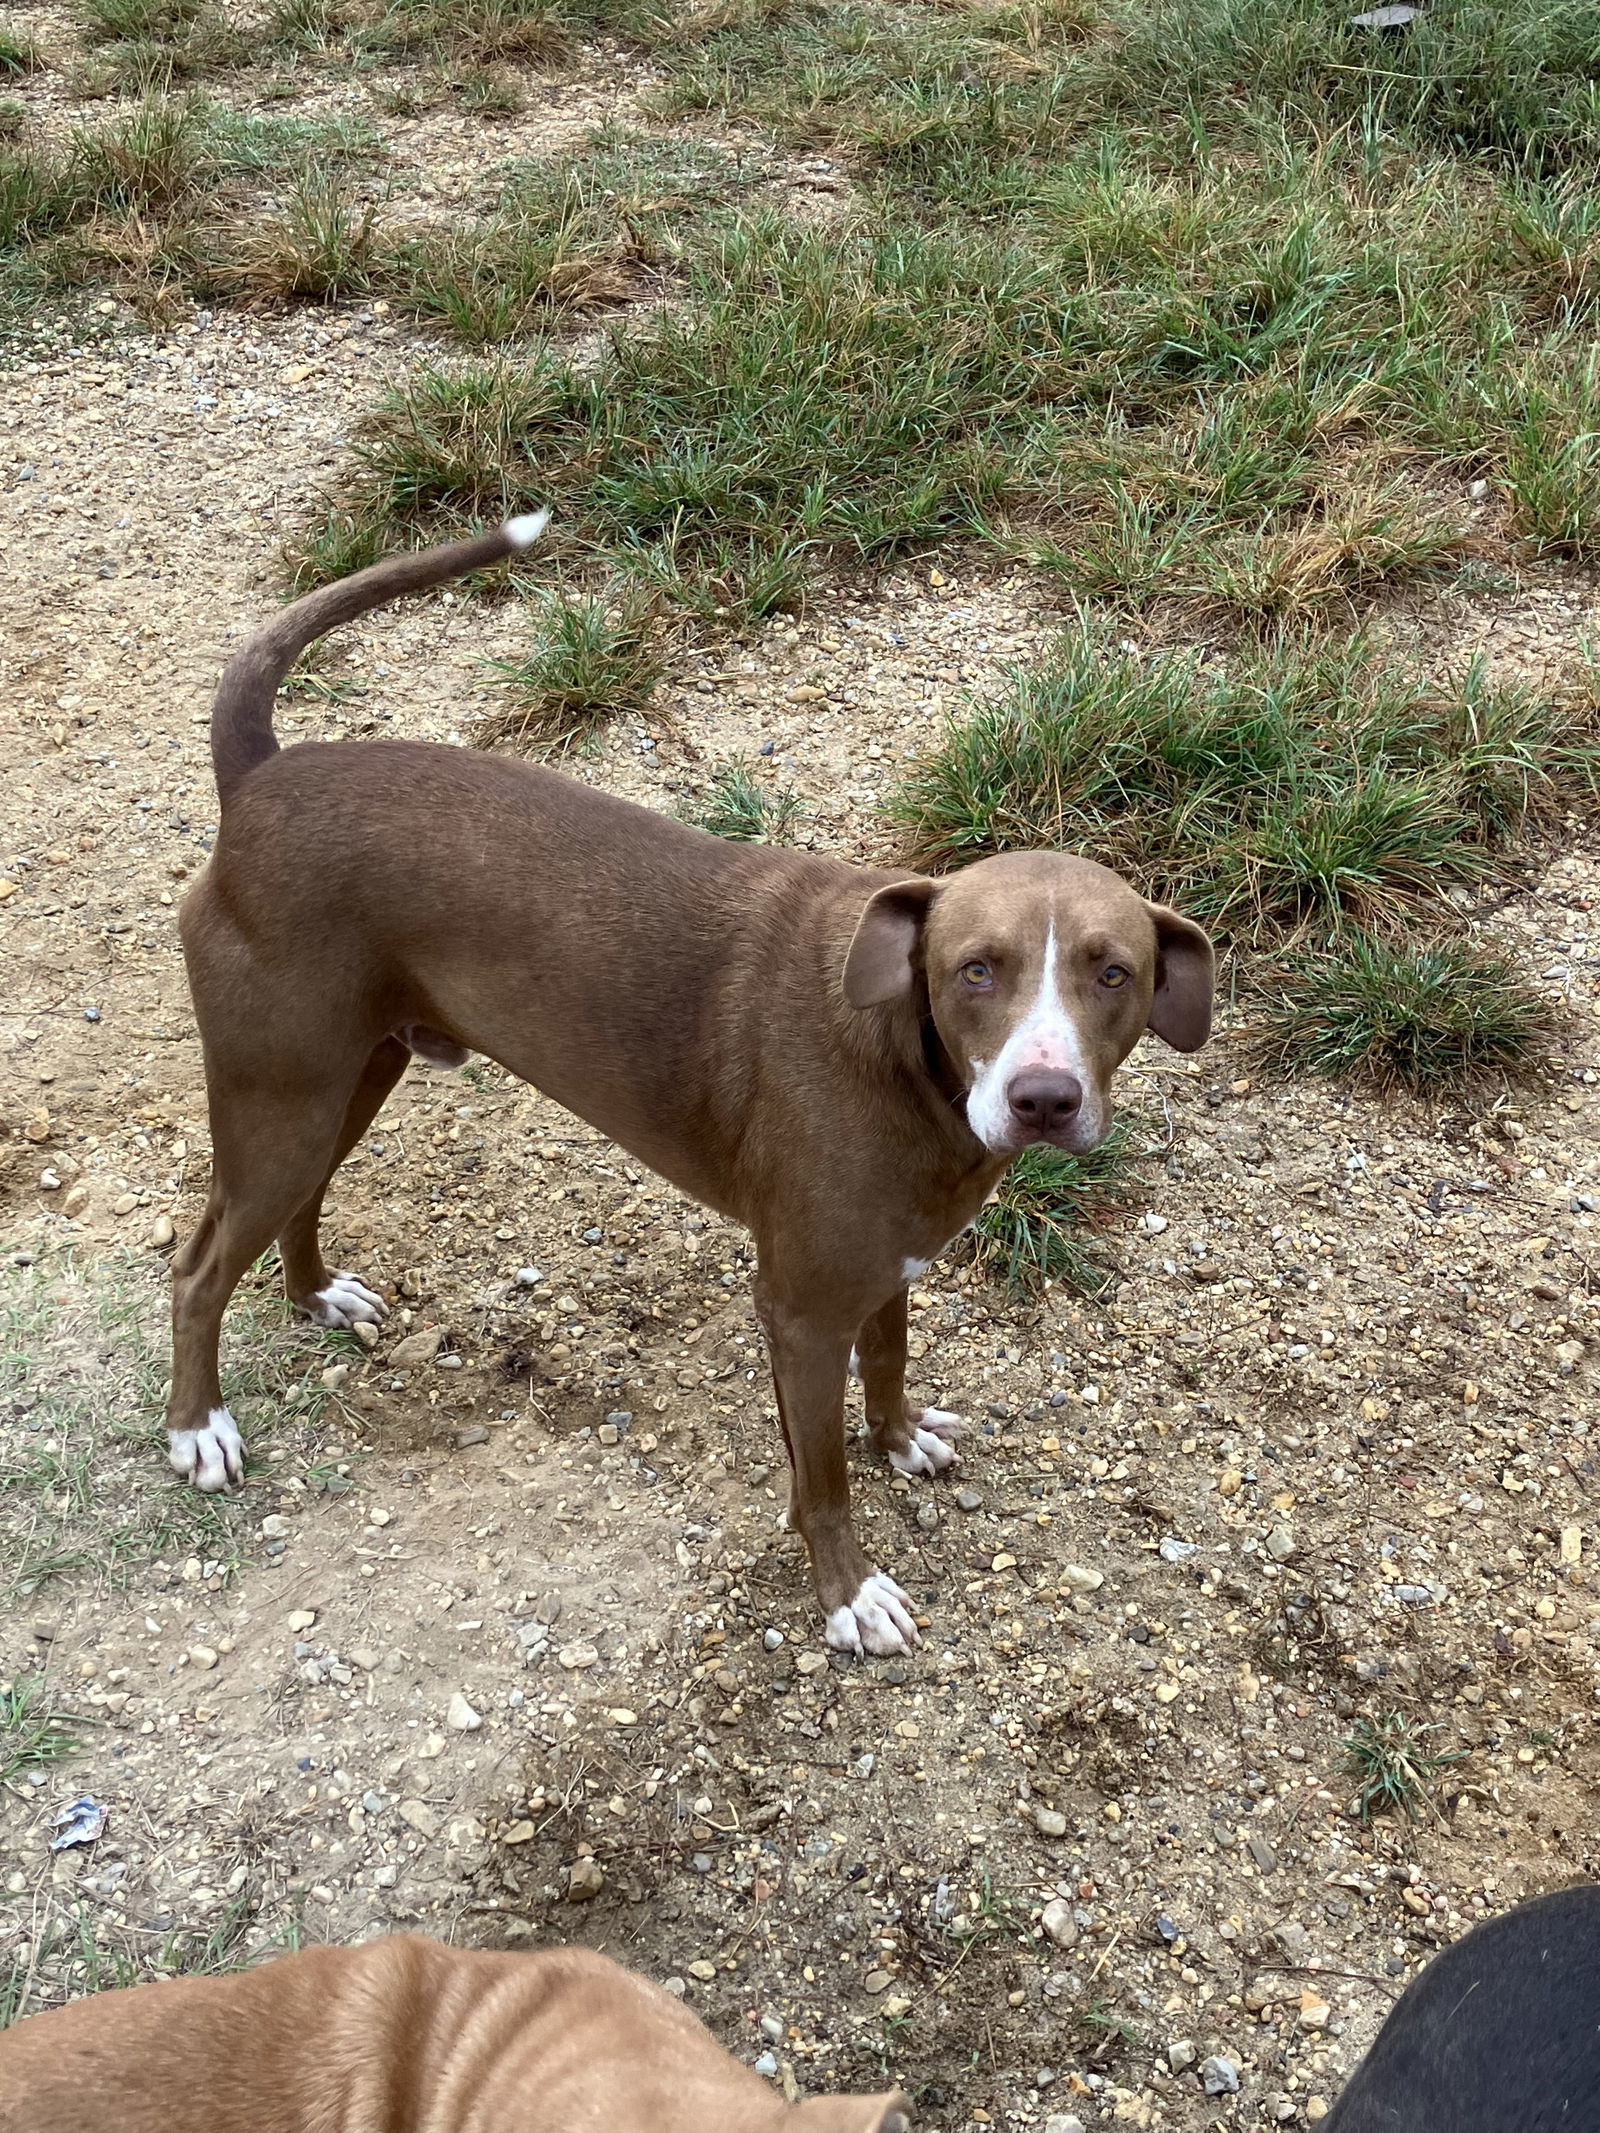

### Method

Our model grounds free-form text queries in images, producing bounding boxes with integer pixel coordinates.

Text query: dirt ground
[6,27,1600,2133]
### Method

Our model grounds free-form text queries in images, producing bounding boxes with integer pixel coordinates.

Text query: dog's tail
[208,510,551,807]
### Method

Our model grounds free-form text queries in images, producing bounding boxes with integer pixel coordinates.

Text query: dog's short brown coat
[167,523,1214,1650]
[0,1933,906,2133]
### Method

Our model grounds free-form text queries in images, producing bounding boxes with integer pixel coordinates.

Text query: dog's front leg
[855,1286,963,1479]
[756,1277,920,1657]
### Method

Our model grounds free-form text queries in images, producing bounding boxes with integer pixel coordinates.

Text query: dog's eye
[1101,965,1130,988]
[959,960,993,989]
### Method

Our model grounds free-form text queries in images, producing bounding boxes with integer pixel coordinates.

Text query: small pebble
[763,1628,785,1651]
[565,1857,604,1901]
[399,1800,440,1839]
[149,1214,175,1247]
[1203,2056,1241,2097]
[1041,1898,1078,1948]
[446,1692,482,1732]
[1034,1807,1067,1838]
[1061,1564,1103,1593]
[389,1329,443,1369]
[956,1488,985,1512]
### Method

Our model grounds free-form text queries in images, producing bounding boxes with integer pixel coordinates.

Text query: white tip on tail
[503,509,551,550]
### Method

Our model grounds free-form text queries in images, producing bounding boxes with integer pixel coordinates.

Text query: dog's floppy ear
[1145,901,1214,1052]
[842,879,940,1008]
[795,2093,911,2133]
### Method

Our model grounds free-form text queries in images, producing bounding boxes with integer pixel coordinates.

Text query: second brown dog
[0,1932,907,2133]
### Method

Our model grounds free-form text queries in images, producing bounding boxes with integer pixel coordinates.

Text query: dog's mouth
[967,1104,1109,1159]
[1020,1116,1105,1156]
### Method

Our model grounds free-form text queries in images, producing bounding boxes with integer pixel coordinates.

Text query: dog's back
[1326,1884,1600,2131]
[0,1935,905,2133]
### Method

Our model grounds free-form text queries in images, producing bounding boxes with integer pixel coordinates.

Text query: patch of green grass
[1084,0,1600,172]
[691,760,806,842]
[80,0,205,38]
[457,67,524,115]
[1038,471,1470,625]
[2,1887,304,2030]
[283,502,391,589]
[284,127,1600,609]
[886,631,1600,941]
[484,583,663,747]
[0,1251,339,1603]
[1343,1712,1467,1824]
[217,166,382,302]
[0,31,41,76]
[1254,933,1553,1092]
[1,1911,139,2030]
[383,160,663,342]
[936,1866,1038,1951]
[1494,353,1600,559]
[76,0,248,87]
[263,0,347,48]
[72,92,218,213]
[0,1678,85,1785]
[289,213,1055,599]
[965,1126,1133,1297]
[0,93,386,330]
[0,146,86,247]
[359,0,571,63]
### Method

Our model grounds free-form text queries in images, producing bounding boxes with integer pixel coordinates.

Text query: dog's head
[842,852,1213,1156]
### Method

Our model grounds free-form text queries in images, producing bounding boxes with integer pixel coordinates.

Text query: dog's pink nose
[1006,1071,1083,1136]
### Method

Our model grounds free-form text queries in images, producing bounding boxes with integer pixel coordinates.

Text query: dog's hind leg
[168,1062,376,1491]
[276,1036,410,1328]
[855,1287,962,1479]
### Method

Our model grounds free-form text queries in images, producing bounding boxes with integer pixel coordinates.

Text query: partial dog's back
[1327,1884,1600,2131]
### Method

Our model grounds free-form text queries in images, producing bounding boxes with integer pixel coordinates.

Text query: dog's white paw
[310,1273,388,1328]
[169,1408,244,1493]
[888,1407,963,1477]
[826,1572,920,1657]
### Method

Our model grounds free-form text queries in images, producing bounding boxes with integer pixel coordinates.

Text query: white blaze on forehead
[965,921,1095,1150]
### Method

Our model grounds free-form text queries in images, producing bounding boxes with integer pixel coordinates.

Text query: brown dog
[0,1933,907,2133]
[168,517,1214,1652]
